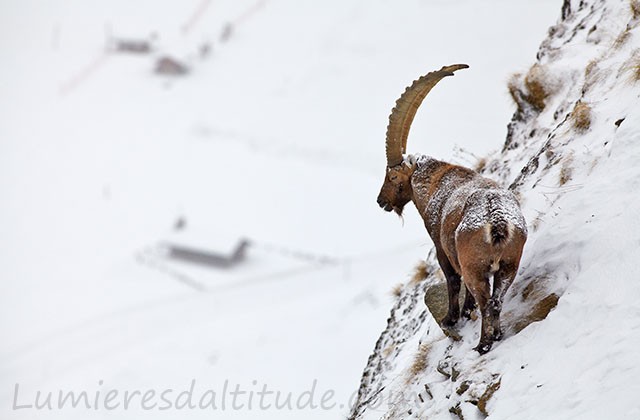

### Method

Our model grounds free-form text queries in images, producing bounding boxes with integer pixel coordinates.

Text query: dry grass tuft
[632,54,640,81]
[407,343,431,381]
[544,145,560,168]
[390,283,404,298]
[585,60,598,79]
[507,72,524,110]
[474,156,488,172]
[410,261,430,285]
[524,65,549,112]
[632,0,640,19]
[583,60,602,93]
[614,29,631,49]
[531,215,543,232]
[571,101,592,132]
[508,66,552,113]
[619,49,640,82]
[559,161,574,186]
[382,344,396,358]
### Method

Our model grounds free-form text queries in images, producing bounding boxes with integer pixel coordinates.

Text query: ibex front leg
[461,285,477,319]
[437,252,462,327]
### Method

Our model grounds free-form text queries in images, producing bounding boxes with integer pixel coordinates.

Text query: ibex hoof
[474,342,492,354]
[441,313,459,327]
[462,308,477,321]
[493,328,504,341]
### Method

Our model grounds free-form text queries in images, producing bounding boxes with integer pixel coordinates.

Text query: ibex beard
[377,64,527,354]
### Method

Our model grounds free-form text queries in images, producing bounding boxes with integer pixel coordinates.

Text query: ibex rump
[377,65,527,353]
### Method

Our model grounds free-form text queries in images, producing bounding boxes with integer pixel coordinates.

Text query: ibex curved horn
[385,64,469,167]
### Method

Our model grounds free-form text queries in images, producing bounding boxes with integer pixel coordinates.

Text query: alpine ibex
[377,64,527,353]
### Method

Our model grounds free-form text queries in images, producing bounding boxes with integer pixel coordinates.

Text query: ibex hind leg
[488,263,518,342]
[459,268,494,353]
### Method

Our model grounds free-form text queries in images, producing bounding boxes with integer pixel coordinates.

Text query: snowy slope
[349,0,640,419]
[0,1,559,419]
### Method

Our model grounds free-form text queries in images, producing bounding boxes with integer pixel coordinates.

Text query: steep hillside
[0,2,561,420]
[349,0,640,418]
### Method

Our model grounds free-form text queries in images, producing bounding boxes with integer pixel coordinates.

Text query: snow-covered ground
[349,0,640,419]
[0,1,559,418]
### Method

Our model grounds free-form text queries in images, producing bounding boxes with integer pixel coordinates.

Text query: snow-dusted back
[411,154,527,240]
[455,187,526,238]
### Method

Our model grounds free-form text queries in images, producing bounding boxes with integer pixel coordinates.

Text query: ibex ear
[405,154,417,166]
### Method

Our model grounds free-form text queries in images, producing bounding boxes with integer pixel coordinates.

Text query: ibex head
[376,64,469,216]
[377,162,415,216]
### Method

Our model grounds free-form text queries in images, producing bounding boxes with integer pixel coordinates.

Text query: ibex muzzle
[378,64,527,354]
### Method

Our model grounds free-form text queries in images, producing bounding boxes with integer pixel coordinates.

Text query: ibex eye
[390,175,398,181]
